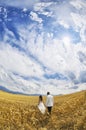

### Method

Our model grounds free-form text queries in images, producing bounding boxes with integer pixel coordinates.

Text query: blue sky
[0,0,86,95]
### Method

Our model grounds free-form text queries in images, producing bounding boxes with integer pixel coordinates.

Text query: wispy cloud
[30,11,43,23]
[0,43,44,77]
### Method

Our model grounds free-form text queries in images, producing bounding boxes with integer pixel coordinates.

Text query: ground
[0,90,86,130]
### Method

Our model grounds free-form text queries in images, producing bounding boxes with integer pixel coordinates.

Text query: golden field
[0,90,86,130]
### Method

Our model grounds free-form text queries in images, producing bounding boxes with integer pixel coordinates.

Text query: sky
[0,0,86,95]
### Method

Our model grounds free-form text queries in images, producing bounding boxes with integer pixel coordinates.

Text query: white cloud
[34,2,53,12]
[27,31,86,81]
[22,8,28,12]
[71,13,86,42]
[17,21,86,86]
[71,13,86,28]
[34,2,53,17]
[58,20,69,29]
[70,0,86,10]
[0,67,41,94]
[48,1,74,29]
[30,11,43,23]
[0,43,44,78]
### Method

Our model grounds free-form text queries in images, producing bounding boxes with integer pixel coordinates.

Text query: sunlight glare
[62,36,71,44]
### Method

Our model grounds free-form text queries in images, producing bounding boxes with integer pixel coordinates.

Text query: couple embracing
[38,92,54,115]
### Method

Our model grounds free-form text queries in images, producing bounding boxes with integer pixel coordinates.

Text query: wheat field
[0,90,86,130]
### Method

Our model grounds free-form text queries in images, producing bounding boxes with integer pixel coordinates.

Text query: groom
[46,92,54,115]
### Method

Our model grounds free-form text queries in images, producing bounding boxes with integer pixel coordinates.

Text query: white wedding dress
[38,101,46,114]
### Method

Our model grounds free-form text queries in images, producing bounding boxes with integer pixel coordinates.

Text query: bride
[38,95,46,114]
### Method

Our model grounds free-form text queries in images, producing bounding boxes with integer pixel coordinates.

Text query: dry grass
[0,90,86,130]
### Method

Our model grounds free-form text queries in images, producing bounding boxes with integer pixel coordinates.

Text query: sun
[62,36,71,44]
